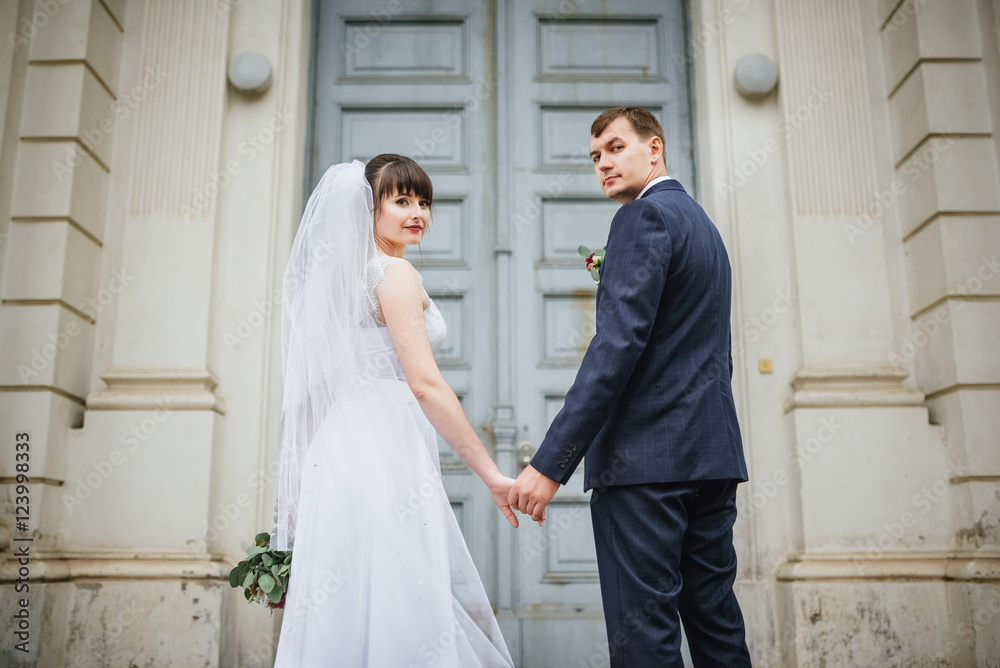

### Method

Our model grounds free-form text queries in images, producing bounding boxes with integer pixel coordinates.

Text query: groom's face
[590,117,661,204]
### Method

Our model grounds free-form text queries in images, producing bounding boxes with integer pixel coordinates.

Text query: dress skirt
[273,378,514,667]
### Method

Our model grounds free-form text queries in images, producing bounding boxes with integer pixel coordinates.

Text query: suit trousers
[589,479,751,667]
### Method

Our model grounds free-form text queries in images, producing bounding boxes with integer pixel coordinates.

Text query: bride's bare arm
[375,260,519,527]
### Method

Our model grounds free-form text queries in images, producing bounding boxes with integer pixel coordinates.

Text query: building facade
[1,0,998,666]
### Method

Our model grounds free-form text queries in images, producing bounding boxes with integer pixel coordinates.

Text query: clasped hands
[488,465,560,528]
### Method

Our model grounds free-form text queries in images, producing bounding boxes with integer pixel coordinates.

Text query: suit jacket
[531,179,749,492]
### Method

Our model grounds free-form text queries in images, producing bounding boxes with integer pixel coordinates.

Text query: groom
[509,106,751,667]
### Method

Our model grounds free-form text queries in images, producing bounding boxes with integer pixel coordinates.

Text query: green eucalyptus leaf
[590,267,600,281]
[578,245,591,258]
[244,587,252,601]
[242,571,255,588]
[261,553,275,567]
[229,567,241,588]
[272,564,281,579]
[255,532,271,545]
[279,564,290,576]
[258,573,276,594]
[266,584,284,604]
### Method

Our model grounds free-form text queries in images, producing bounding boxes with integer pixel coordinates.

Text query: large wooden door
[309,2,694,665]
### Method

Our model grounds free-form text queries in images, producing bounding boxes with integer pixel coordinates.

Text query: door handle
[516,441,535,471]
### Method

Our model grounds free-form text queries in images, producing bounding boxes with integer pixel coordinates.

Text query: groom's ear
[648,135,665,164]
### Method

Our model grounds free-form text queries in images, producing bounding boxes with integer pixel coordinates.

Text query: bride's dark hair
[364,153,433,209]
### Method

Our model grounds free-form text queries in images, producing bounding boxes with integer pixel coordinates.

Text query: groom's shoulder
[645,181,710,220]
[618,181,688,219]
[645,180,692,204]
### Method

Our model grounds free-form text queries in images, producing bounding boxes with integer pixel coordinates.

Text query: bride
[270,155,518,667]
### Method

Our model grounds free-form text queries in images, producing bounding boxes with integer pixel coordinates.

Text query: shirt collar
[637,175,673,199]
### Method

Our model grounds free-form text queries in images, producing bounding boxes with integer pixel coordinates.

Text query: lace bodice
[367,255,447,355]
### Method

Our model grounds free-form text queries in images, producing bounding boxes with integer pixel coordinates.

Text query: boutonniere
[578,245,606,284]
[229,532,291,615]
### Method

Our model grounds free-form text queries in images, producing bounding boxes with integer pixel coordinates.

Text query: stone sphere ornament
[227,51,272,96]
[734,53,779,100]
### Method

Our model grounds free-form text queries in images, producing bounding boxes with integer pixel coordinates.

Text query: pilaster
[882,2,1000,660]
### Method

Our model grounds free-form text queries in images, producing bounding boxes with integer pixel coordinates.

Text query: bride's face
[374,189,429,249]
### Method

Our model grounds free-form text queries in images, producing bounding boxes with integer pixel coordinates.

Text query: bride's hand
[485,474,521,528]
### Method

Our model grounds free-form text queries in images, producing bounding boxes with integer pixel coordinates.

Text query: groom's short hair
[591,106,666,164]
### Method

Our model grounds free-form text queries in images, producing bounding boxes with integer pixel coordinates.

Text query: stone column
[883,0,1000,663]
[0,0,120,555]
[2,1,232,666]
[769,0,991,664]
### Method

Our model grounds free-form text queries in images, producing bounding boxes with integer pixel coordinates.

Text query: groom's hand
[509,465,560,524]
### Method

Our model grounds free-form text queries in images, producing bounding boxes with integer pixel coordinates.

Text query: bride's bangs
[380,159,433,207]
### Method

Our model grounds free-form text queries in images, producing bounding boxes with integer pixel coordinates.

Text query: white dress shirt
[637,175,673,199]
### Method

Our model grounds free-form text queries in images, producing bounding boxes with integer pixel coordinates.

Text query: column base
[0,560,227,668]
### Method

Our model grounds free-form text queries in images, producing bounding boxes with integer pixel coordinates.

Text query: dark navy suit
[531,179,751,667]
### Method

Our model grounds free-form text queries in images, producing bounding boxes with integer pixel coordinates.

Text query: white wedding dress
[273,255,514,668]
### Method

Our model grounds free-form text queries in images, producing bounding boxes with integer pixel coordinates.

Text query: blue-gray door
[309,2,694,665]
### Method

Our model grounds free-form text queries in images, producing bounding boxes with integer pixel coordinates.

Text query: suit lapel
[596,179,683,307]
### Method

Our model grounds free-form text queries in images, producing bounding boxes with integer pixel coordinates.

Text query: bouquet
[578,244,606,283]
[229,532,291,615]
